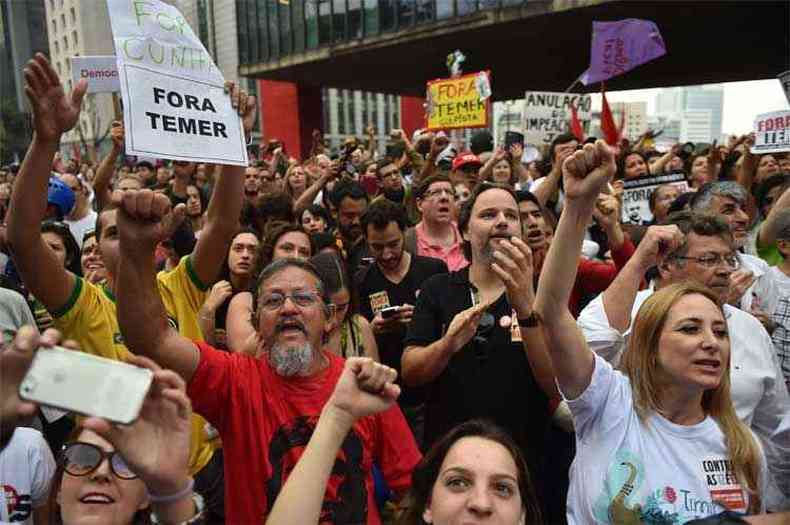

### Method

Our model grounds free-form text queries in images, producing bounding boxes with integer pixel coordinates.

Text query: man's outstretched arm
[114,190,200,382]
[6,53,85,312]
[190,83,257,286]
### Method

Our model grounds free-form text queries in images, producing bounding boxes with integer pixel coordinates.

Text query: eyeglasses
[259,290,322,311]
[62,442,137,480]
[424,188,456,199]
[673,253,740,269]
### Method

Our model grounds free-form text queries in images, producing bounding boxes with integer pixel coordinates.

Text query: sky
[590,79,790,136]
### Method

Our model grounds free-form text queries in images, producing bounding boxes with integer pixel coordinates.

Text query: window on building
[54,40,59,54]
[70,7,75,23]
[52,18,56,34]
[60,13,65,27]
[63,35,68,51]
[56,61,61,74]
[305,0,319,49]
[361,93,369,131]
[338,91,346,135]
[72,30,78,46]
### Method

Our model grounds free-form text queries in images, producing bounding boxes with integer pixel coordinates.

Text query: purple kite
[581,19,667,86]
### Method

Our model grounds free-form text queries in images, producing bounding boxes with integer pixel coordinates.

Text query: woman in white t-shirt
[534,140,766,524]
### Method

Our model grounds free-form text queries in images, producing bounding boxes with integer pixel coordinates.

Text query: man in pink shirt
[405,175,468,271]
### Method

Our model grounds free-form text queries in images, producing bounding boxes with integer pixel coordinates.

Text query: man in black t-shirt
[402,183,558,503]
[356,200,447,447]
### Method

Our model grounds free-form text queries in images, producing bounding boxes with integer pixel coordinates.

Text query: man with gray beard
[112,189,421,524]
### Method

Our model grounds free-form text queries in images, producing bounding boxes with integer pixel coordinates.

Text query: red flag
[569,102,585,142]
[600,88,621,147]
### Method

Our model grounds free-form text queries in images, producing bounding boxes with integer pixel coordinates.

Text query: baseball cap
[452,153,482,171]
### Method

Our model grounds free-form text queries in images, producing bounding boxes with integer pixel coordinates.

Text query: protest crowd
[2,11,790,525]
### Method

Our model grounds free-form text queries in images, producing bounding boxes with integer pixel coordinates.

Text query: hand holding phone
[380,306,402,320]
[20,346,153,425]
[82,355,192,496]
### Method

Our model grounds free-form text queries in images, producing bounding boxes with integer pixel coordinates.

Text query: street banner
[581,19,666,86]
[522,91,592,147]
[71,56,120,93]
[778,71,790,106]
[426,71,491,131]
[106,0,247,166]
[752,110,790,154]
[621,172,688,225]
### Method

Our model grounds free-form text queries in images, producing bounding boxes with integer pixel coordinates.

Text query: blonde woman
[534,140,767,523]
[283,164,309,203]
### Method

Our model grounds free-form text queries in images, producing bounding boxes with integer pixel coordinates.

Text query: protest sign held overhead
[522,91,592,147]
[752,110,790,154]
[580,19,666,86]
[778,71,790,106]
[107,0,247,166]
[426,71,491,130]
[620,172,688,225]
[71,56,120,94]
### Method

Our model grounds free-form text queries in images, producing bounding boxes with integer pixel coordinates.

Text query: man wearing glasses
[112,189,420,524]
[405,175,467,271]
[578,212,790,508]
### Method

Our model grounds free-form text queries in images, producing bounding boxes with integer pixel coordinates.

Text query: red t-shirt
[188,342,422,524]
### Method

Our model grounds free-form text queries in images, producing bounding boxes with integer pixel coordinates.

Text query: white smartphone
[19,346,153,425]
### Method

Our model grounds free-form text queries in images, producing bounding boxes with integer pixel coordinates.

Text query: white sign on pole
[71,56,120,93]
[106,0,247,166]
[522,91,592,147]
[752,110,790,155]
[778,71,790,106]
[620,172,689,225]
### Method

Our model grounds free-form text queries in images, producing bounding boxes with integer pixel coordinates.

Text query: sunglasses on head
[61,442,137,480]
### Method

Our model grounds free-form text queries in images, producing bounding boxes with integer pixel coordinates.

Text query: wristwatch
[518,311,540,328]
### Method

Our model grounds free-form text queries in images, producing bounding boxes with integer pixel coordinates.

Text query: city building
[44,0,115,158]
[647,115,682,148]
[655,85,723,144]
[680,109,714,144]
[1,0,48,113]
[610,101,648,142]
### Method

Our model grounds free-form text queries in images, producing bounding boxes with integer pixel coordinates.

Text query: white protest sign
[621,172,688,225]
[71,56,120,93]
[779,71,790,106]
[522,91,592,147]
[107,0,247,166]
[752,110,790,155]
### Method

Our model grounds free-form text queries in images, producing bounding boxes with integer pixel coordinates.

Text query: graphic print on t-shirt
[368,291,390,315]
[1,484,32,522]
[701,457,747,511]
[265,416,368,524]
[592,450,735,524]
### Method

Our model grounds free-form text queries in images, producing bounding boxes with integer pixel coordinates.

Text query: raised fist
[562,140,616,203]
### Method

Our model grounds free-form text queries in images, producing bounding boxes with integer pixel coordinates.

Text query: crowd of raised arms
[1,52,790,525]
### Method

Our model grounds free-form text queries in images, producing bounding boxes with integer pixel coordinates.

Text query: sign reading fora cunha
[107,0,247,166]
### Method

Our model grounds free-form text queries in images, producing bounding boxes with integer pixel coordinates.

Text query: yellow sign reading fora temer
[426,71,490,131]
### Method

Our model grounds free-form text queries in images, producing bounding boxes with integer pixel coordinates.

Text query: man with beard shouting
[401,182,558,509]
[111,189,420,524]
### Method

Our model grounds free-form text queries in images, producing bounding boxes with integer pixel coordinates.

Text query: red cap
[452,153,482,171]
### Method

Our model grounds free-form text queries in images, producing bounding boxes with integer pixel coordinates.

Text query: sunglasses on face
[62,442,137,480]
